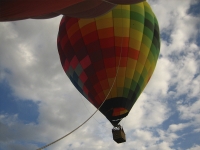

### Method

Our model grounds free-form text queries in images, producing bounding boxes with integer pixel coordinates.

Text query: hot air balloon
[0,0,145,21]
[57,1,160,143]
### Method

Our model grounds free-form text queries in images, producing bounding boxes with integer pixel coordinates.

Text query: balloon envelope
[0,0,145,21]
[57,2,160,125]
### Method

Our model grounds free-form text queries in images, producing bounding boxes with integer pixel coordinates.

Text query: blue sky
[0,0,200,150]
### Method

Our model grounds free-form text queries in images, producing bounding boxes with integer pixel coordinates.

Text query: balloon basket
[112,125,126,143]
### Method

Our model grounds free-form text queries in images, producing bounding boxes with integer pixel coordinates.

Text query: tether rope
[79,93,110,129]
[36,6,125,150]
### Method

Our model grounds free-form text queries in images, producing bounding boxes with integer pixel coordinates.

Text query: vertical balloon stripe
[133,3,154,97]
[138,3,160,94]
[79,19,100,105]
[128,3,144,100]
[95,11,115,100]
[112,5,129,98]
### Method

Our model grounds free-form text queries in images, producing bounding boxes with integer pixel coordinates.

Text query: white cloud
[144,57,172,96]
[126,92,170,129]
[0,0,200,149]
[187,145,200,150]
[178,99,200,124]
[168,123,190,132]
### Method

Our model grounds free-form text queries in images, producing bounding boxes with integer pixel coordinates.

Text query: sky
[0,0,200,150]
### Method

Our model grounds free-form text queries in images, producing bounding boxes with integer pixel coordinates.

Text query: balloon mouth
[109,109,129,126]
[110,112,129,126]
[111,119,123,126]
[99,97,131,126]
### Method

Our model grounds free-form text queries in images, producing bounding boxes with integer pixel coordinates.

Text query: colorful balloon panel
[57,2,160,125]
[0,0,145,21]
